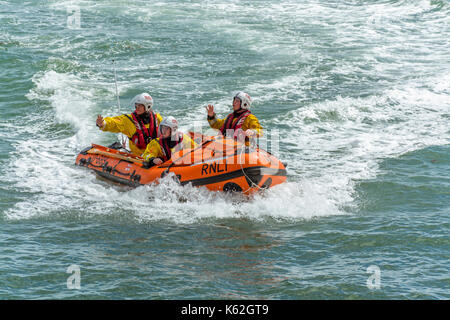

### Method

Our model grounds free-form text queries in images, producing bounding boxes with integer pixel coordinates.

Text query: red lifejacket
[219,110,251,138]
[126,111,158,149]
[158,133,184,162]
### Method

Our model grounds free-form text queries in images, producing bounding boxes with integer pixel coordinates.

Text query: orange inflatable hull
[75,133,287,194]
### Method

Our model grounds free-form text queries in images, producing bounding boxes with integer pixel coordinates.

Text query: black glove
[142,158,155,169]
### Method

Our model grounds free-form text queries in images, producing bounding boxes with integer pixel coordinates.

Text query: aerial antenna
[113,59,121,112]
[112,59,127,149]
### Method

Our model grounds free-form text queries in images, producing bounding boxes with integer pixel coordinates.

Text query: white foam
[268,72,450,220]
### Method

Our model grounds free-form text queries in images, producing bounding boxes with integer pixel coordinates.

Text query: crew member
[205,91,262,141]
[96,92,162,155]
[142,116,197,166]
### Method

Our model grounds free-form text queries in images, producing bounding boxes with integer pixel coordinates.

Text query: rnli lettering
[201,162,228,175]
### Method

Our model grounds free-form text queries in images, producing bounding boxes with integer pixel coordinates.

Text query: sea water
[0,0,449,299]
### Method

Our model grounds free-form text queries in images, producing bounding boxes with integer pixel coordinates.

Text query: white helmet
[234,91,252,110]
[131,92,153,111]
[159,116,178,136]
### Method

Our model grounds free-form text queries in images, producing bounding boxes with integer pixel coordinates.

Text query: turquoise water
[0,0,449,299]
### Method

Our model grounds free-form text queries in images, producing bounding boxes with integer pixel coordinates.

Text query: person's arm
[205,104,225,130]
[99,114,135,137]
[243,114,263,137]
[142,139,164,165]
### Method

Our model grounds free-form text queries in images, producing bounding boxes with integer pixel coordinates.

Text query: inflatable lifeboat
[75,133,287,194]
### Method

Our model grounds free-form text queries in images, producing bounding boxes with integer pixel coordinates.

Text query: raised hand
[96,114,105,128]
[205,104,215,117]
